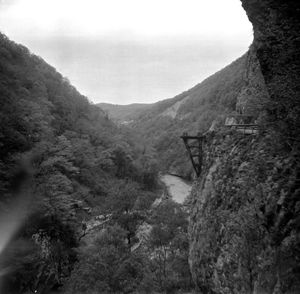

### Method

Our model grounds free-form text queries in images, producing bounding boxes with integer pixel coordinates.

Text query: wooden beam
[181,133,203,177]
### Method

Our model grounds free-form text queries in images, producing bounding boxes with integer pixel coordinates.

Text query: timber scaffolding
[181,115,259,177]
[180,132,204,177]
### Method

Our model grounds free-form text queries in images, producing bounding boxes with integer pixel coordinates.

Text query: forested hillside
[1,0,298,291]
[0,32,159,213]
[0,32,187,294]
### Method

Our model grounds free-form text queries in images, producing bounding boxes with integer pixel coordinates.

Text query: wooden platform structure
[225,114,259,135]
[181,115,258,176]
[181,132,203,177]
[226,124,259,135]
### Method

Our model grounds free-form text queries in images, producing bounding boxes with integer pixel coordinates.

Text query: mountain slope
[0,32,159,293]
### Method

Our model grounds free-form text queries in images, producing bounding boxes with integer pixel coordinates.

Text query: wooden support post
[180,132,203,177]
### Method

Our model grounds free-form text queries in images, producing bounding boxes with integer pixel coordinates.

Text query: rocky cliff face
[236,46,269,118]
[241,0,300,138]
[188,1,300,293]
[189,131,299,293]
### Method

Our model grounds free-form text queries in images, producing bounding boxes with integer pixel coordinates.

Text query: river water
[160,174,192,204]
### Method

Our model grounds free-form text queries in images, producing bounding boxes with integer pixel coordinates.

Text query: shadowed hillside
[0,31,195,294]
[0,32,164,293]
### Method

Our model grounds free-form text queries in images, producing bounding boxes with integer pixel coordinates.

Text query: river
[160,174,192,204]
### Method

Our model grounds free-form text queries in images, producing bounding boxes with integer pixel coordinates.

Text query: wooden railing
[225,124,259,135]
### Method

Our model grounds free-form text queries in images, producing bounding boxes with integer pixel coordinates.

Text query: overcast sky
[0,0,253,104]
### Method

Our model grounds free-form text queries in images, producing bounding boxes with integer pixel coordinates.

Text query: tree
[1,213,77,294]
[107,180,145,245]
[148,200,192,293]
[65,225,147,294]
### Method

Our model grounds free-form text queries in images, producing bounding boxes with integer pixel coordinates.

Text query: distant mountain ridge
[97,102,152,124]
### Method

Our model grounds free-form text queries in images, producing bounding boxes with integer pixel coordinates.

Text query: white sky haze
[0,0,253,104]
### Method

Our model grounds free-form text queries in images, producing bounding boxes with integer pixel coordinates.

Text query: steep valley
[96,1,300,291]
[0,0,299,293]
[101,46,268,180]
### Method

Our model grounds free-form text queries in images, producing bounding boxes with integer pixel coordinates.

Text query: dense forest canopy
[0,32,193,294]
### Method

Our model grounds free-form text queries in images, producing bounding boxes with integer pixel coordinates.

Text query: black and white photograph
[0,0,299,293]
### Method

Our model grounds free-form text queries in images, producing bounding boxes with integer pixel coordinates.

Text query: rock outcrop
[236,46,269,118]
[241,0,300,138]
[188,1,300,293]
[189,130,299,293]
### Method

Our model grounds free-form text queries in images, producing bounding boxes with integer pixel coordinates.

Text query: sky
[0,0,253,104]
